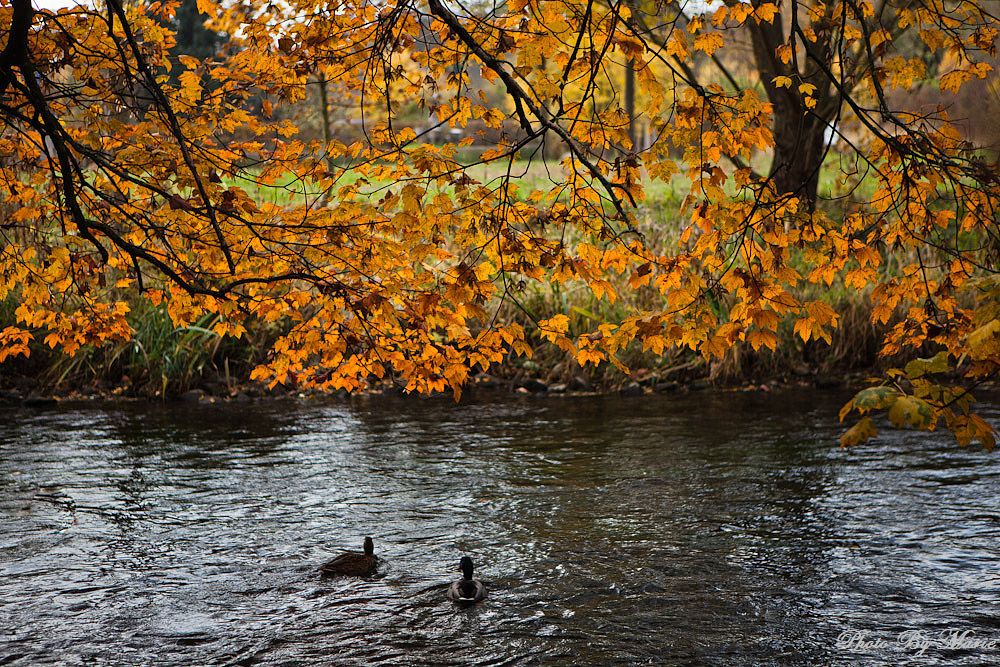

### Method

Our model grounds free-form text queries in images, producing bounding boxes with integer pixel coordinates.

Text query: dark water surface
[1,391,998,665]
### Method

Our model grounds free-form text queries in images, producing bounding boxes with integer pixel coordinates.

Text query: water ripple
[0,391,997,665]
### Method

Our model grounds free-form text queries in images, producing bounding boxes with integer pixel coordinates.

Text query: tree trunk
[317,73,334,173]
[0,0,33,96]
[743,6,836,212]
[624,58,636,150]
[770,104,828,210]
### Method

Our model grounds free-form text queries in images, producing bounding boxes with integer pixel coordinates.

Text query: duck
[319,537,378,577]
[447,556,486,603]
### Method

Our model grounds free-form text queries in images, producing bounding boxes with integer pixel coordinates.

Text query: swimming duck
[447,556,486,603]
[319,537,377,577]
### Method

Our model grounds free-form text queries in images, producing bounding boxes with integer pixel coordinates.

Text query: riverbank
[0,362,876,408]
[0,299,889,404]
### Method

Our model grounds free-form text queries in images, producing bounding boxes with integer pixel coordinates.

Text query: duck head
[364,537,374,556]
[458,556,474,580]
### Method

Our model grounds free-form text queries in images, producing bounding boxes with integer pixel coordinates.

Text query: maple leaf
[840,417,878,448]
[754,3,780,23]
[694,33,724,56]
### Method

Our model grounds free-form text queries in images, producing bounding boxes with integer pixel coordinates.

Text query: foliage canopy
[0,0,998,447]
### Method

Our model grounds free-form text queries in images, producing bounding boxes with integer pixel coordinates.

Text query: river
[1,390,998,665]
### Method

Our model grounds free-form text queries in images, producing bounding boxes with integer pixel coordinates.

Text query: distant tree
[170,0,222,64]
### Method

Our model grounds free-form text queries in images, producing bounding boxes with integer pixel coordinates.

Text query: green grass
[1,297,290,397]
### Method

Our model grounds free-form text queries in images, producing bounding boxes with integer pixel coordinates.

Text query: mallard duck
[319,537,377,577]
[447,556,486,603]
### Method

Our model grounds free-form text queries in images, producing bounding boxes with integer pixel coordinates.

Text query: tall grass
[1,297,288,397]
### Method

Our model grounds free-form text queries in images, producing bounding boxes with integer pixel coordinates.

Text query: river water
[1,390,998,665]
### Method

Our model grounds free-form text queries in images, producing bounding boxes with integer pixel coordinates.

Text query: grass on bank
[0,298,290,398]
[228,144,882,213]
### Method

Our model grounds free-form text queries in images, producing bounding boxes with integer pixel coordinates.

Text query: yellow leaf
[575,348,605,365]
[747,328,778,351]
[772,76,793,89]
[539,314,570,343]
[887,395,934,430]
[793,317,814,343]
[840,386,901,421]
[643,335,666,355]
[939,70,968,93]
[700,333,728,359]
[952,414,996,451]
[693,33,724,56]
[0,326,32,363]
[178,70,203,103]
[666,32,689,60]
[967,320,1000,361]
[754,3,779,23]
[840,417,877,448]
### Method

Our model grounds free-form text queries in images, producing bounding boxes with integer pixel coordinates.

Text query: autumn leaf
[754,3,780,23]
[951,414,996,450]
[887,395,934,430]
[840,386,901,421]
[178,70,203,103]
[576,348,605,365]
[840,417,878,448]
[0,327,32,362]
[903,351,949,379]
[694,32,724,56]
[666,32,689,60]
[539,314,570,344]
[967,320,1000,361]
